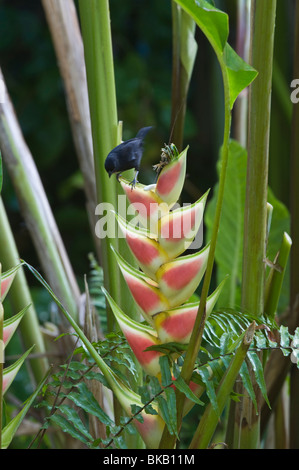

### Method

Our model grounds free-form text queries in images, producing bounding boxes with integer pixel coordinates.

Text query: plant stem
[0,70,80,320]
[170,2,197,151]
[234,0,251,148]
[41,0,98,251]
[189,323,255,449]
[78,0,120,332]
[0,265,3,449]
[289,0,299,449]
[236,0,277,449]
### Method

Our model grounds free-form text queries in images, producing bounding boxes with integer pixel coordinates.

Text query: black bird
[105,126,152,187]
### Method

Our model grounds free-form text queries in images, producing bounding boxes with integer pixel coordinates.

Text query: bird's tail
[135,126,153,140]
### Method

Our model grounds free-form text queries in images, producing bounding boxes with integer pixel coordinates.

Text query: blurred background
[0,0,295,291]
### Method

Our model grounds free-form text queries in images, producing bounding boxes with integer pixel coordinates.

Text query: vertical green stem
[236,0,277,449]
[289,0,299,449]
[0,265,3,449]
[0,70,80,321]
[78,0,120,333]
[78,0,130,430]
[234,0,251,147]
[189,323,255,449]
[170,2,197,151]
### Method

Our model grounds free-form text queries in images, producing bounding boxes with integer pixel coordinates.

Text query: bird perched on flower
[105,126,152,187]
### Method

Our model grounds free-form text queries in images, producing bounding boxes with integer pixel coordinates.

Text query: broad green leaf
[180,9,197,81]
[174,1,257,110]
[223,44,258,110]
[205,140,247,308]
[205,140,290,312]
[174,0,229,54]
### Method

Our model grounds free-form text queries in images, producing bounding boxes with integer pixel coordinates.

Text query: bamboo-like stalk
[41,0,99,252]
[170,2,197,151]
[0,199,48,384]
[78,0,120,333]
[77,0,129,431]
[234,0,251,147]
[289,0,299,450]
[0,264,3,449]
[189,323,256,449]
[0,70,80,320]
[236,0,277,449]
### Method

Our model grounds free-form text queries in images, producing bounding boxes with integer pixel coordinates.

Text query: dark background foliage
[0,0,295,283]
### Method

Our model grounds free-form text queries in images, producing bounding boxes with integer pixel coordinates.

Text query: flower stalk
[236,0,277,449]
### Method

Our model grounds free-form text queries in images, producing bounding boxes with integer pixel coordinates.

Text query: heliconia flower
[1,266,20,301]
[120,181,168,234]
[153,279,226,344]
[120,146,188,234]
[103,288,162,376]
[115,213,169,281]
[2,346,34,395]
[3,306,29,348]
[103,288,207,422]
[155,146,187,207]
[112,247,170,322]
[101,143,225,444]
[157,190,209,259]
[156,244,210,308]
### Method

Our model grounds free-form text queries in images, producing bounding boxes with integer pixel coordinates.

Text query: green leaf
[205,140,290,312]
[174,1,257,110]
[174,375,204,406]
[205,140,247,308]
[48,413,90,445]
[247,351,271,409]
[198,365,219,415]
[239,361,258,411]
[223,44,258,110]
[1,368,51,449]
[67,382,113,426]
[279,325,291,356]
[58,404,94,441]
[174,0,229,54]
[159,356,172,387]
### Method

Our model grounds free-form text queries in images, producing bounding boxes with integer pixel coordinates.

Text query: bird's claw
[129,178,138,191]
[129,171,139,191]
